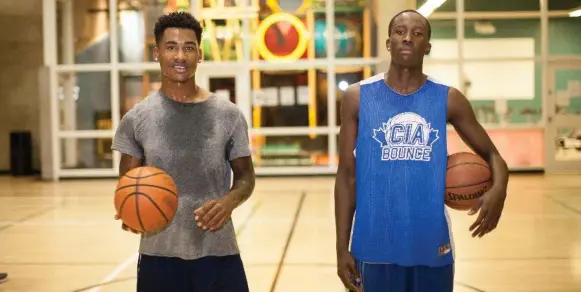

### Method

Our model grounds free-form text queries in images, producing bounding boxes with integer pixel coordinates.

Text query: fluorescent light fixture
[569,9,581,17]
[417,0,447,17]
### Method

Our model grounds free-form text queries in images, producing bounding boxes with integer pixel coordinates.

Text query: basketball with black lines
[445,152,493,211]
[114,166,178,234]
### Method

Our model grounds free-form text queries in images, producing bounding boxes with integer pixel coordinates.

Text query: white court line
[88,252,139,292]
[86,200,262,292]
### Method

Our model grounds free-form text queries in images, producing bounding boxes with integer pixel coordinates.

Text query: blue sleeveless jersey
[350,73,454,267]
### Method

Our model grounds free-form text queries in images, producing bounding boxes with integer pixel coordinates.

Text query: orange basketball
[445,152,492,211]
[114,166,178,234]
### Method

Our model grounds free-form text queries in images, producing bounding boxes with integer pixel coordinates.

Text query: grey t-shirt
[112,91,251,260]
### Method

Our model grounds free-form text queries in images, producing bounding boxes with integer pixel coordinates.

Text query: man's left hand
[468,186,507,238]
[194,197,234,232]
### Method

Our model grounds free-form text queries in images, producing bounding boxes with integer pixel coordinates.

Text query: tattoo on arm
[226,156,256,208]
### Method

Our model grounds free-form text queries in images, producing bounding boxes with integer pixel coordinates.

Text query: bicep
[447,88,499,159]
[119,154,144,176]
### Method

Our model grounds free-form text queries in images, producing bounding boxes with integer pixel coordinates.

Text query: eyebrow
[163,41,197,45]
[393,24,426,30]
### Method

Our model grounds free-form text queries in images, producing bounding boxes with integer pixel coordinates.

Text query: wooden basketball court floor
[0,173,580,292]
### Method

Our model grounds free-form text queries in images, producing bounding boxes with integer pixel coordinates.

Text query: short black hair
[154,12,203,45]
[388,9,432,40]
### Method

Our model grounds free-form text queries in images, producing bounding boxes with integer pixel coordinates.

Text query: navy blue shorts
[136,254,249,292]
[349,261,454,292]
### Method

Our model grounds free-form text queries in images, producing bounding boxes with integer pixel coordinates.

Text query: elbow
[335,165,355,192]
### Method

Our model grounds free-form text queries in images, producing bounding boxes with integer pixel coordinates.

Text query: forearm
[225,173,255,208]
[335,172,356,253]
[487,151,509,191]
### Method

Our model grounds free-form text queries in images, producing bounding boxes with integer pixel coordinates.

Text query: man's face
[153,28,201,83]
[386,12,431,66]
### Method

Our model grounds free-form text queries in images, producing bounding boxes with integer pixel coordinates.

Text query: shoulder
[123,92,160,120]
[118,92,161,135]
[211,96,245,122]
[359,72,385,86]
[446,86,467,104]
[344,72,386,102]
[426,75,453,91]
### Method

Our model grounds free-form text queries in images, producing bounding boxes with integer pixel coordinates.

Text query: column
[375,0,416,73]
[61,0,78,168]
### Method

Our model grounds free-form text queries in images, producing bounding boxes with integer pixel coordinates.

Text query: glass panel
[119,70,160,118]
[201,0,248,62]
[416,0,456,12]
[209,77,237,103]
[335,65,377,126]
[426,20,458,61]
[549,0,581,10]
[460,61,542,125]
[60,138,113,169]
[118,0,192,63]
[58,72,112,131]
[553,68,581,116]
[326,0,374,59]
[251,70,328,127]
[549,17,581,56]
[254,0,317,62]
[464,0,539,11]
[251,135,329,167]
[555,127,581,162]
[253,0,371,61]
[464,19,541,58]
[56,0,111,64]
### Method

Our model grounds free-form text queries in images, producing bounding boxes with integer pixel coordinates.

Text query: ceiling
[1,0,580,17]
[417,0,581,12]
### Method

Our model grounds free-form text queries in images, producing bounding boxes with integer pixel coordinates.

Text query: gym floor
[0,174,580,292]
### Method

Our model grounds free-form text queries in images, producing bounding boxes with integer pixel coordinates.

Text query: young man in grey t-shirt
[112,12,255,292]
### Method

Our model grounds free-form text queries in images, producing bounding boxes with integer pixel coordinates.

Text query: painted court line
[88,252,139,292]
[86,199,264,292]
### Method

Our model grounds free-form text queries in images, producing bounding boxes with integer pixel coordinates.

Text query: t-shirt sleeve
[226,110,251,161]
[112,110,144,159]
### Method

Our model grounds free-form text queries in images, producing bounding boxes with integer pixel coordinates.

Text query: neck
[385,62,426,95]
[160,77,205,103]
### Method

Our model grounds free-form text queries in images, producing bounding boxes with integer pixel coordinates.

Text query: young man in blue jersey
[334,9,509,292]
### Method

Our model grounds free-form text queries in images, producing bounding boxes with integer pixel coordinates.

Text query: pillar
[61,0,78,168]
[374,0,416,73]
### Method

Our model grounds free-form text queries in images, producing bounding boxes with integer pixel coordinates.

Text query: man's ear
[153,46,159,61]
[425,42,432,55]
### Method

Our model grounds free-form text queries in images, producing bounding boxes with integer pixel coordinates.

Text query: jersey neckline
[379,72,431,97]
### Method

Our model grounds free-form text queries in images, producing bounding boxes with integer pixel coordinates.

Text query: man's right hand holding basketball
[114,213,141,234]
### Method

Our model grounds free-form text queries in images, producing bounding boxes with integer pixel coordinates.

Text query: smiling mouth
[172,64,188,73]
